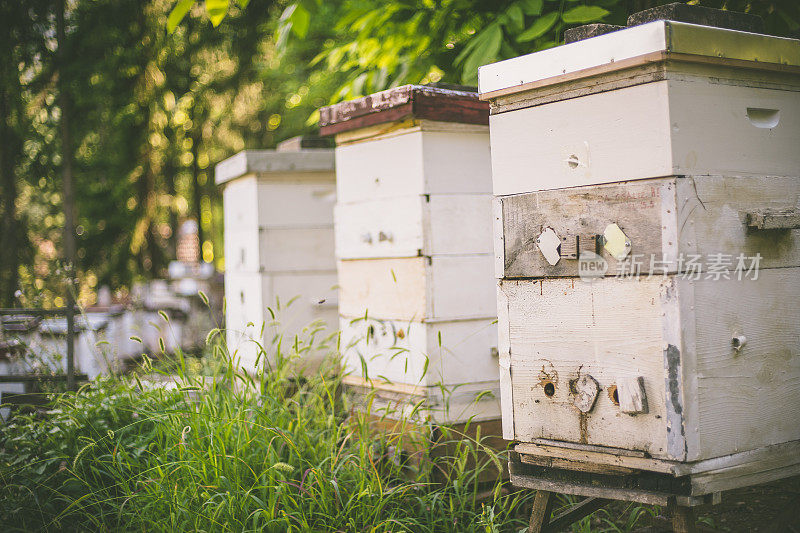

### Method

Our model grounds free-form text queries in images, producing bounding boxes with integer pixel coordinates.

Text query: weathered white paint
[498,175,800,278]
[339,316,499,388]
[478,20,800,97]
[496,281,514,440]
[500,268,800,462]
[501,277,672,458]
[688,268,800,461]
[338,255,496,321]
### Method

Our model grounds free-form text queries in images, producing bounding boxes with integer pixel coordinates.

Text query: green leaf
[167,0,194,33]
[205,0,229,27]
[505,4,525,32]
[561,5,610,24]
[235,0,250,7]
[517,11,558,42]
[459,23,503,84]
[519,0,543,16]
[290,5,311,38]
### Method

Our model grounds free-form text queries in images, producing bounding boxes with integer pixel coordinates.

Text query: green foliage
[4,0,345,307]
[269,0,800,101]
[0,319,533,532]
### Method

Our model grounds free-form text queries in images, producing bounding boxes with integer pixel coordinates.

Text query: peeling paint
[664,344,687,460]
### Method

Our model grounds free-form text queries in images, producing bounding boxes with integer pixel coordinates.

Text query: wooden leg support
[528,490,610,533]
[528,490,555,533]
[668,500,697,533]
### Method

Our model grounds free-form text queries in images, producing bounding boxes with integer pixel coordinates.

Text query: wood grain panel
[502,277,672,457]
[499,175,800,278]
[687,268,800,459]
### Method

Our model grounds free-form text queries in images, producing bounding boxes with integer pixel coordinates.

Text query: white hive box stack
[480,8,800,504]
[215,137,338,372]
[320,85,500,424]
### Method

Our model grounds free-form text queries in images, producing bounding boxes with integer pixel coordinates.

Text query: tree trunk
[164,128,178,260]
[57,0,76,390]
[191,123,204,255]
[0,89,19,307]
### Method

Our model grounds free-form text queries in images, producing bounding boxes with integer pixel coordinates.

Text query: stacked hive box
[215,137,338,372]
[479,15,800,502]
[320,85,500,424]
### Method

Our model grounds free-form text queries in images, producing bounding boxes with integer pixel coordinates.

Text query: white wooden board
[501,268,800,462]
[335,122,491,203]
[224,228,261,274]
[225,271,338,372]
[256,179,336,228]
[489,81,672,195]
[489,79,800,195]
[335,196,425,258]
[259,227,336,273]
[337,255,496,321]
[222,176,260,235]
[668,80,800,179]
[687,267,800,461]
[478,20,800,97]
[215,150,335,185]
[335,194,493,259]
[498,175,800,278]
[501,277,673,458]
[225,271,266,370]
[340,316,499,388]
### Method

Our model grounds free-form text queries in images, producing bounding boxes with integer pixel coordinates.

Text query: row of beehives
[217,16,800,486]
[0,271,223,384]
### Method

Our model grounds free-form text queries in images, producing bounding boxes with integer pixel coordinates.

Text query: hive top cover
[214,148,335,185]
[478,19,800,99]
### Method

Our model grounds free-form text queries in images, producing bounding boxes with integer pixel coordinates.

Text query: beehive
[215,137,338,372]
[320,85,500,423]
[479,16,800,499]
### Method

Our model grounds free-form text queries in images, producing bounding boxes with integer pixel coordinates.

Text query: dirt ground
[635,476,800,532]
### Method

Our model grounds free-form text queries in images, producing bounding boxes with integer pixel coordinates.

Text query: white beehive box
[215,138,338,372]
[320,85,500,423]
[480,18,800,497]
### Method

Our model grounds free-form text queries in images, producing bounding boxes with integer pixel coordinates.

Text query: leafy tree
[8,0,342,306]
[177,0,799,102]
[280,0,800,98]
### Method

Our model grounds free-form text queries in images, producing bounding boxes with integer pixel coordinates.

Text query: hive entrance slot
[746,108,780,129]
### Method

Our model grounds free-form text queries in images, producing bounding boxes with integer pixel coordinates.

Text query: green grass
[0,317,535,532]
[0,306,669,532]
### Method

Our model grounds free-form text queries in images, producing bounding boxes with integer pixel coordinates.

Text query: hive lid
[215,146,335,185]
[319,84,489,136]
[478,19,800,100]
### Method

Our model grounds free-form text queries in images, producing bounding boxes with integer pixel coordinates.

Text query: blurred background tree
[1,0,344,307]
[273,0,799,94]
[1,0,797,307]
